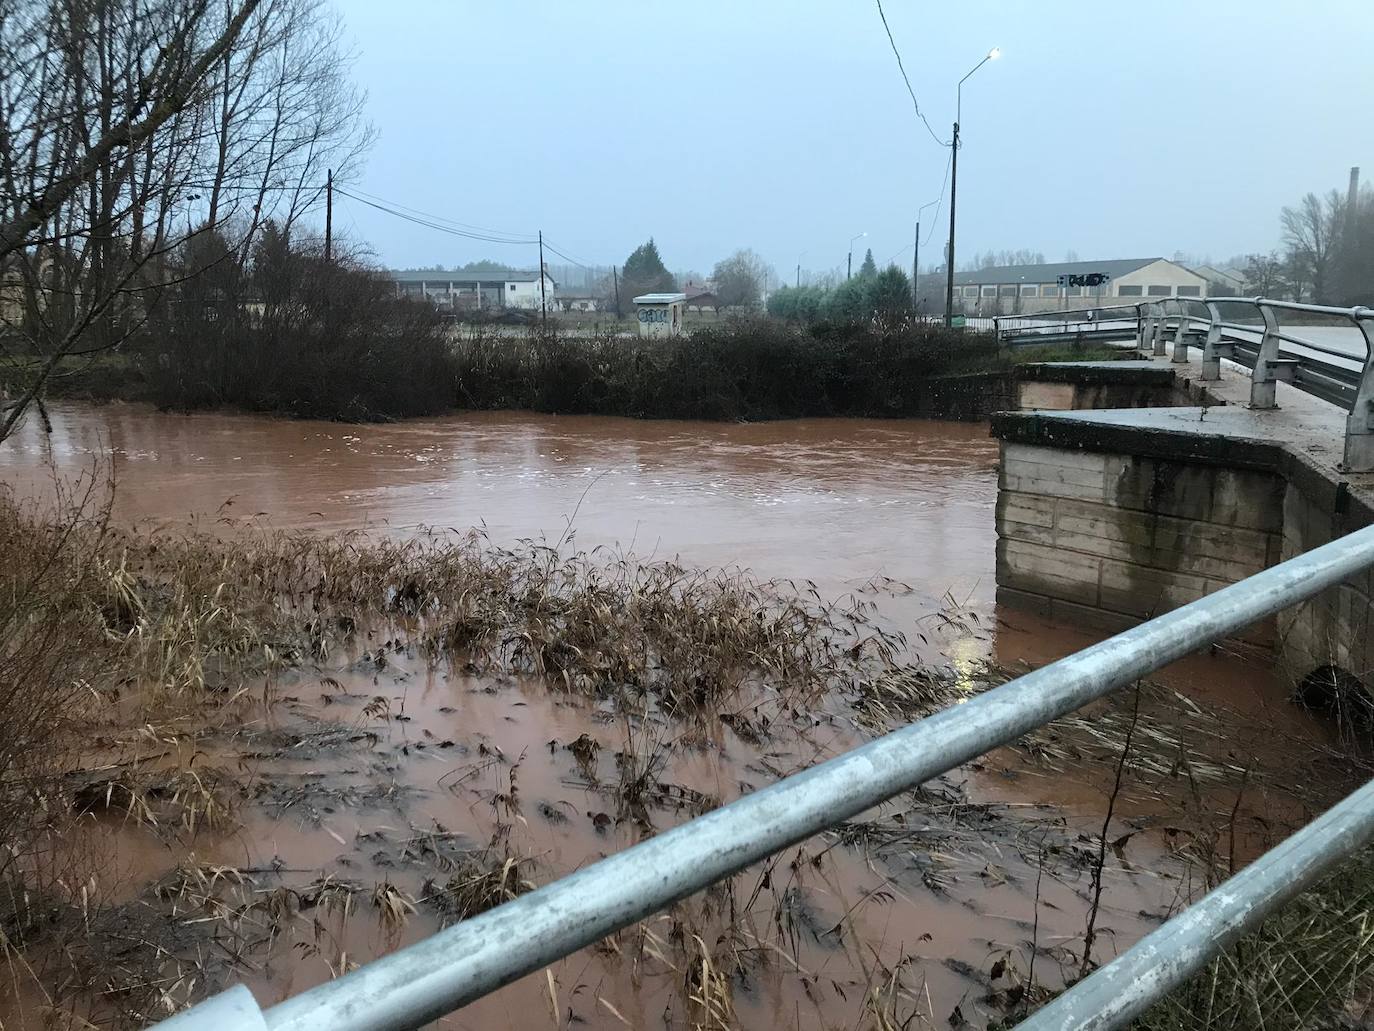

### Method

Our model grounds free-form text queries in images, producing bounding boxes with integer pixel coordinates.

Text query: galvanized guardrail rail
[154,523,1374,1031]
[995,296,1374,471]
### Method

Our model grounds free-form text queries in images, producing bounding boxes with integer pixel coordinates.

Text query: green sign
[951,315,967,329]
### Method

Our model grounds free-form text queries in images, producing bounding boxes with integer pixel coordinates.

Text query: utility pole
[946,47,998,327]
[324,168,333,265]
[538,230,547,327]
[612,265,622,319]
[847,252,852,280]
[944,123,958,327]
[912,221,920,308]
[796,263,800,288]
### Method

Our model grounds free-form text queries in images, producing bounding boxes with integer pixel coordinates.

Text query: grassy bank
[449,319,1121,421]
[5,318,1121,424]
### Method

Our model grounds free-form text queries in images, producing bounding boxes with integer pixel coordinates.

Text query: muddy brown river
[0,402,1352,1030]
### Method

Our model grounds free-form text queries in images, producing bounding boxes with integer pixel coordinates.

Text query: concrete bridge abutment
[993,360,1374,697]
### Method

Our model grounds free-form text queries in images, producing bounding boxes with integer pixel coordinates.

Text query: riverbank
[0,475,1370,1028]
[3,320,1120,424]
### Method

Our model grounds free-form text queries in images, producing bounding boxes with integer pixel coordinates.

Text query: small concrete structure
[632,292,686,338]
[993,353,1374,693]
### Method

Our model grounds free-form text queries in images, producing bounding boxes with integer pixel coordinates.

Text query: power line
[874,0,949,149]
[885,148,954,268]
[541,239,596,271]
[334,187,539,246]
[342,186,538,242]
[922,147,954,247]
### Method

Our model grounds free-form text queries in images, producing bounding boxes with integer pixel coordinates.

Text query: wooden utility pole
[912,221,919,307]
[324,168,333,264]
[612,265,622,318]
[538,230,547,326]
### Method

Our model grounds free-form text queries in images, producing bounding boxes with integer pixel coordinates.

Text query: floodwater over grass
[0,402,1366,1030]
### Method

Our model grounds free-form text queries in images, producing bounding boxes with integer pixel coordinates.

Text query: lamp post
[847,232,867,281]
[944,46,1000,327]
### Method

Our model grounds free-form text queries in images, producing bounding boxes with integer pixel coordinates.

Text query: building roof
[1189,264,1246,285]
[389,269,545,285]
[952,257,1172,286]
[633,292,687,304]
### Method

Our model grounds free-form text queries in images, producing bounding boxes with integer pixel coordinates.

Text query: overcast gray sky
[330,0,1373,279]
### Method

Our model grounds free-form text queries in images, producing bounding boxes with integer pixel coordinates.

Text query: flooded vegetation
[0,406,1368,1030]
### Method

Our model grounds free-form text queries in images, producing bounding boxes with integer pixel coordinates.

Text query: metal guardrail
[995,296,1374,471]
[153,523,1374,1031]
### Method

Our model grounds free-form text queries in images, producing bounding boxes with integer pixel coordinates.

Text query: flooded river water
[0,402,1354,1030]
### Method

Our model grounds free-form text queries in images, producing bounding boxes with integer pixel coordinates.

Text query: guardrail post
[1200,300,1224,380]
[1150,303,1167,357]
[1342,309,1374,471]
[1250,299,1287,409]
[1171,299,1191,364]
[1134,303,1148,352]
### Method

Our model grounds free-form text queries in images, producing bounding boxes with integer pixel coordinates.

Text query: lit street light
[944,46,1000,327]
[847,232,867,281]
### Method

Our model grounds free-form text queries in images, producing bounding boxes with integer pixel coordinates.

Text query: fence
[154,522,1374,1031]
[995,296,1374,471]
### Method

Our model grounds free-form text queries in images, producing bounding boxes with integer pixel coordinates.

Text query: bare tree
[0,0,371,443]
[1281,190,1342,304]
[711,248,774,308]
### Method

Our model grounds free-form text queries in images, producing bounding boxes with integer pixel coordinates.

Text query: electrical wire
[541,239,597,271]
[334,187,539,245]
[921,147,953,247]
[875,0,950,148]
[341,186,538,242]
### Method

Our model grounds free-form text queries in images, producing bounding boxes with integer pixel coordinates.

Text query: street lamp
[847,232,867,281]
[944,46,1000,327]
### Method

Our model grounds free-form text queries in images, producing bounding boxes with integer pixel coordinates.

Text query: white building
[944,258,1211,316]
[390,268,558,311]
[633,292,686,338]
[1188,264,1247,296]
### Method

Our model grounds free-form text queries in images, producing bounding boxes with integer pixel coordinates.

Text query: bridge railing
[998,296,1374,472]
[993,303,1145,348]
[154,523,1374,1031]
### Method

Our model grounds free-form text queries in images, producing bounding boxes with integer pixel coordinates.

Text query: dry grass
[4,484,1374,1030]
[1113,854,1374,1031]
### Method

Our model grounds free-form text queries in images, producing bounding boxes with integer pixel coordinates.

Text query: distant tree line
[766,260,915,327]
[0,0,373,441]
[1237,175,1374,305]
[134,223,452,419]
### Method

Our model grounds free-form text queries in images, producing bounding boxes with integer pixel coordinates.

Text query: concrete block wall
[996,442,1283,643]
[1277,486,1374,685]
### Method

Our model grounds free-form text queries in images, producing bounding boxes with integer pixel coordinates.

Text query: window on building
[1066,286,1082,296]
[1147,285,1172,296]
[1177,285,1201,297]
[1118,285,1143,296]
[508,283,517,291]
[1021,285,1038,296]
[963,286,977,298]
[1042,284,1060,294]
[981,286,996,297]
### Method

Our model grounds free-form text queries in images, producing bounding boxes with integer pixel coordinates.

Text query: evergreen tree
[621,238,676,295]
[858,248,878,279]
[870,265,913,322]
